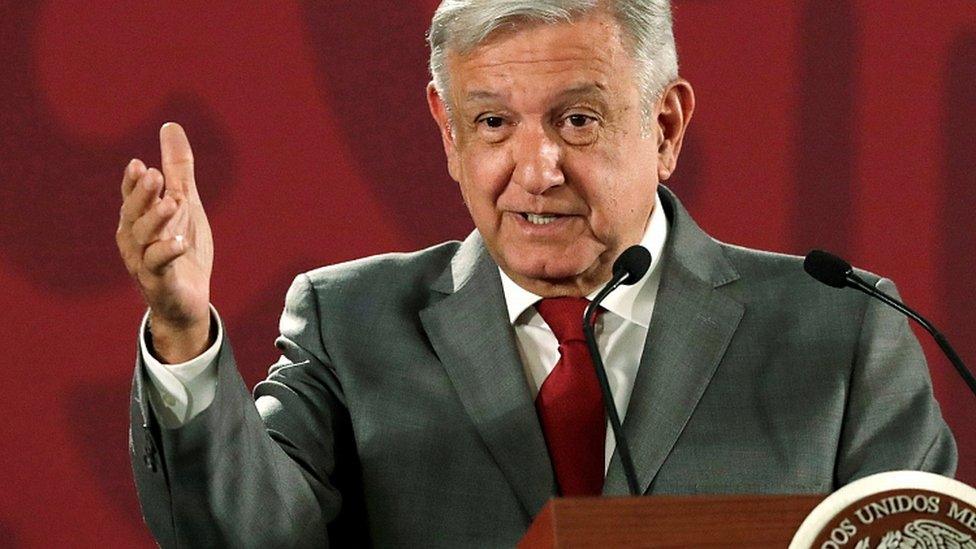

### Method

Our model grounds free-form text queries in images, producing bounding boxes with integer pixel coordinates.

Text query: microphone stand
[584,271,641,496]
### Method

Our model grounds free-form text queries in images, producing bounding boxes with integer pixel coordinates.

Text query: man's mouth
[520,213,560,225]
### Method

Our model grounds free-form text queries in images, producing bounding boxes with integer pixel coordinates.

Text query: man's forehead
[443,13,634,105]
[460,82,611,106]
[457,29,622,71]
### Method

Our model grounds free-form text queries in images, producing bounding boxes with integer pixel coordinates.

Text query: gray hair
[427,0,678,111]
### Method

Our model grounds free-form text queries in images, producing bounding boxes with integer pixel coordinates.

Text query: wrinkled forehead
[445,9,630,67]
[443,13,637,108]
[431,0,602,52]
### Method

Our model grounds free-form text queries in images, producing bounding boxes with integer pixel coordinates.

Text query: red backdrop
[1,1,973,546]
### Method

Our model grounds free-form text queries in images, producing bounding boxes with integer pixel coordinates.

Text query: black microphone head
[613,245,652,286]
[804,250,853,288]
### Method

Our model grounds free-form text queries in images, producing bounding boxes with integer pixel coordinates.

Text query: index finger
[159,122,198,201]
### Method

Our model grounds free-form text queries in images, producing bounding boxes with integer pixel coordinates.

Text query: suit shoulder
[283,241,462,348]
[300,240,461,295]
[720,244,806,282]
[719,243,884,287]
[713,242,892,323]
[713,244,888,354]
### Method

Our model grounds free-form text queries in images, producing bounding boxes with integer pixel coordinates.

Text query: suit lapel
[419,234,555,517]
[604,187,744,495]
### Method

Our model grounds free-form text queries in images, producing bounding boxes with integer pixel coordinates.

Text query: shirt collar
[498,191,669,328]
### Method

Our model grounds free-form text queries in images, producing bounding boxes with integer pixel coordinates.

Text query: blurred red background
[0,1,973,546]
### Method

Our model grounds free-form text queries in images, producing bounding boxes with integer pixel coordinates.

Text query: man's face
[429,12,680,296]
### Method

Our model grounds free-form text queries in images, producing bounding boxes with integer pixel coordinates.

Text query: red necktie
[534,297,605,497]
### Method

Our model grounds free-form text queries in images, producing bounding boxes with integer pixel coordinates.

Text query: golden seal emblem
[791,471,976,549]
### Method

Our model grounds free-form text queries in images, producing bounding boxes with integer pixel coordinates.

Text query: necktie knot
[536,297,593,344]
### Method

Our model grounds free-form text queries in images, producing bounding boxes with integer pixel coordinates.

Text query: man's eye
[567,114,592,128]
[557,113,600,145]
[480,116,504,128]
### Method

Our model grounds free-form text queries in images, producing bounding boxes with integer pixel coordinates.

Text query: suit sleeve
[834,277,958,484]
[129,273,355,548]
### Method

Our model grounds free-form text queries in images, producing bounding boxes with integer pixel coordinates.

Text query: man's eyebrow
[552,83,609,103]
[458,83,611,116]
[463,90,504,103]
[462,83,608,103]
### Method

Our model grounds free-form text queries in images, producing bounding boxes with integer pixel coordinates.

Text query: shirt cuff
[139,305,222,428]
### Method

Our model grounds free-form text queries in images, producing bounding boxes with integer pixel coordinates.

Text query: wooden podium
[518,494,825,548]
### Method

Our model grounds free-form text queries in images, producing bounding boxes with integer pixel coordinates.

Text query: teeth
[525,213,558,225]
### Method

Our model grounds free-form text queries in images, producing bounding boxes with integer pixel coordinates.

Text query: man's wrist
[147,312,216,364]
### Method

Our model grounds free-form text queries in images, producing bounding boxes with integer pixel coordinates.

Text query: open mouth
[520,212,560,225]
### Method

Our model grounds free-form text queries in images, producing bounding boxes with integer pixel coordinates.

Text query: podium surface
[519,494,825,548]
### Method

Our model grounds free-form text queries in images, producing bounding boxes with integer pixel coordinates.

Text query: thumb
[159,122,198,201]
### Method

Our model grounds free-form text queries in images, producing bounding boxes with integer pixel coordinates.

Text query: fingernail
[174,234,185,251]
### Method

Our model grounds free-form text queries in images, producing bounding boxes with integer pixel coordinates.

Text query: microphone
[583,245,652,496]
[804,250,976,398]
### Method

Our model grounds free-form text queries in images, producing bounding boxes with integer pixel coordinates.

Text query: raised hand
[117,123,215,363]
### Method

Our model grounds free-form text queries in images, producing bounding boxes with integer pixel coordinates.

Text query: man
[117,1,956,547]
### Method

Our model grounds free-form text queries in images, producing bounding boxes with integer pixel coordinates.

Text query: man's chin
[501,256,602,289]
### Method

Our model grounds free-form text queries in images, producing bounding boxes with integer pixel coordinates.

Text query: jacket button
[143,453,157,472]
[142,427,157,472]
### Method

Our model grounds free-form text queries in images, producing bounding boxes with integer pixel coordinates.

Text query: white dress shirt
[142,192,670,463]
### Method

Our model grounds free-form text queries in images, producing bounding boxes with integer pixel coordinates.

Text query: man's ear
[654,79,695,181]
[427,82,461,182]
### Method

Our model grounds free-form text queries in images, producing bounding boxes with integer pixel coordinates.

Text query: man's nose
[511,126,565,194]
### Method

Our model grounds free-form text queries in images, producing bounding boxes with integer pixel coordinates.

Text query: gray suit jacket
[129,187,956,547]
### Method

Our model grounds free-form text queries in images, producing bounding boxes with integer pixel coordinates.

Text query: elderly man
[117,1,955,547]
